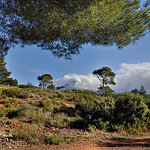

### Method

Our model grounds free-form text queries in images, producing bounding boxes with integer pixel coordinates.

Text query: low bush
[2,98,22,107]
[2,88,19,98]
[114,92,149,130]
[19,104,46,123]
[2,88,29,99]
[44,134,61,145]
[13,124,39,141]
[7,108,19,119]
[47,112,73,128]
[87,124,96,132]
[40,99,54,111]
[0,106,6,117]
[57,92,66,100]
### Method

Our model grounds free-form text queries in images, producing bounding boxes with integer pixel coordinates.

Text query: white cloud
[54,74,99,91]
[30,69,40,73]
[54,63,150,93]
[113,63,150,93]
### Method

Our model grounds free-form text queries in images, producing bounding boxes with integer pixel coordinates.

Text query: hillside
[0,85,150,149]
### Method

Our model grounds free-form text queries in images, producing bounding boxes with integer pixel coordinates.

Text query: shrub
[70,118,85,129]
[75,98,101,128]
[2,88,29,99]
[7,108,19,119]
[40,99,54,111]
[2,88,19,97]
[87,124,96,132]
[2,98,22,106]
[13,124,38,141]
[19,104,46,123]
[57,92,66,100]
[49,112,72,127]
[114,92,149,129]
[0,106,6,117]
[44,134,61,145]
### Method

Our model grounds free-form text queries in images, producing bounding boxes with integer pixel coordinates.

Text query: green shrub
[114,92,149,129]
[13,124,38,141]
[75,98,100,128]
[17,90,30,99]
[0,106,6,117]
[44,134,61,145]
[7,108,19,119]
[2,88,29,99]
[2,98,22,106]
[57,92,66,100]
[19,104,46,123]
[27,138,41,145]
[70,118,85,129]
[40,99,54,111]
[49,112,72,127]
[87,124,96,132]
[2,88,19,97]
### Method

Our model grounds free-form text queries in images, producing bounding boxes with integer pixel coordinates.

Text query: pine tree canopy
[0,0,149,59]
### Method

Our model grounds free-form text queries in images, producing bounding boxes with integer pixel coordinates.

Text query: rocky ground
[0,121,150,150]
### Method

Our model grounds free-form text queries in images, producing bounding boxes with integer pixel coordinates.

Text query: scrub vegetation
[0,85,150,148]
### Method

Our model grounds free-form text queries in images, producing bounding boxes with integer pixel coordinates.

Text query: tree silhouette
[37,74,55,90]
[93,67,116,96]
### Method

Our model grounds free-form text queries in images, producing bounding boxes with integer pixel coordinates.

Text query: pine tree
[0,59,18,86]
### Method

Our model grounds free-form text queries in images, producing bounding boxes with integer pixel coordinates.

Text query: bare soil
[2,135,150,150]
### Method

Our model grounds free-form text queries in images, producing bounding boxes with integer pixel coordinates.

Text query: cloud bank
[114,63,150,93]
[54,74,99,91]
[54,63,150,93]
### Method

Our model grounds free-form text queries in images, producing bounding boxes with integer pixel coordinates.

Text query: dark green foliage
[0,0,149,59]
[70,118,85,129]
[75,97,115,129]
[1,78,18,86]
[44,135,61,145]
[75,99,97,128]
[2,88,19,97]
[75,92,150,131]
[93,67,116,96]
[19,82,36,88]
[7,108,19,119]
[0,85,150,135]
[57,92,66,100]
[47,84,55,90]
[131,88,139,94]
[2,88,29,99]
[37,74,55,90]
[131,86,147,96]
[0,59,18,86]
[87,124,96,132]
[0,59,11,78]
[40,100,54,112]
[98,86,114,97]
[139,85,147,96]
[56,86,65,90]
[114,92,149,129]
[0,106,6,117]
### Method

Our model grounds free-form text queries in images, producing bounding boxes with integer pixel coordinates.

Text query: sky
[5,32,150,93]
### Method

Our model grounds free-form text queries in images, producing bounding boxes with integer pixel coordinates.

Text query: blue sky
[5,32,150,93]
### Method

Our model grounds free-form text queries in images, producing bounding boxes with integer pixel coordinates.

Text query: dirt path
[5,136,149,150]
[75,137,150,150]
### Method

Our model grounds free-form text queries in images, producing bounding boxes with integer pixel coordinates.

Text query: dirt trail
[75,137,150,150]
